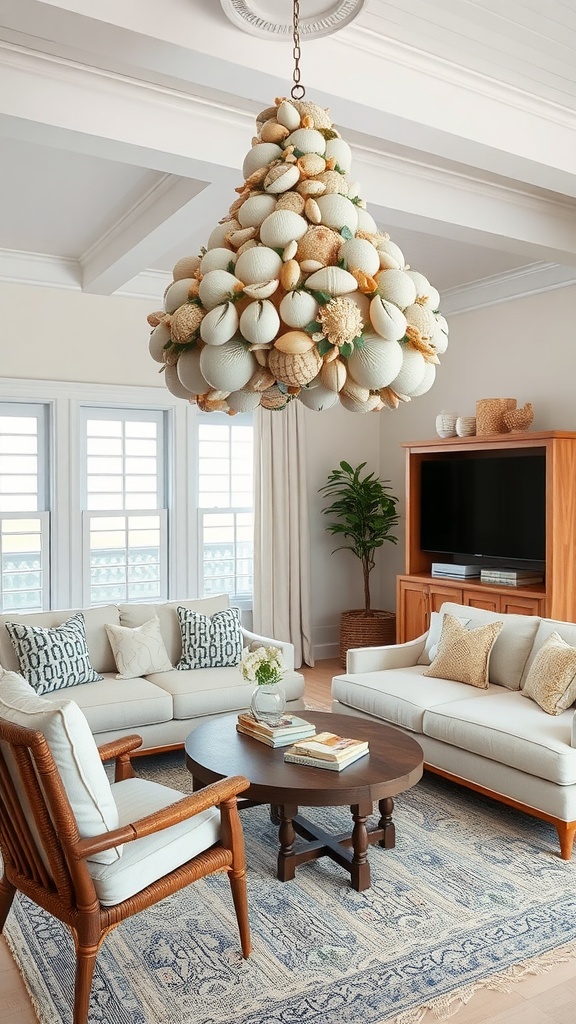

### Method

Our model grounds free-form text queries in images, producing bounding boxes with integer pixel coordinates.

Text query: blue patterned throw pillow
[5,613,103,694]
[176,606,243,670]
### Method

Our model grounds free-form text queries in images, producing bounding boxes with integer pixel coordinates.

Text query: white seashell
[405,270,440,310]
[340,238,380,277]
[296,179,326,196]
[410,361,437,398]
[369,295,408,342]
[198,270,241,311]
[300,259,325,273]
[339,391,381,413]
[226,226,257,249]
[325,138,352,173]
[341,379,370,404]
[304,198,322,224]
[316,194,358,234]
[239,299,280,346]
[298,383,339,411]
[237,194,277,229]
[375,269,418,310]
[200,337,257,392]
[283,239,298,262]
[388,347,427,396]
[207,220,238,250]
[200,247,237,275]
[242,280,280,299]
[149,321,171,362]
[404,303,436,340]
[320,358,347,393]
[227,389,262,413]
[259,209,308,248]
[355,208,378,234]
[431,314,449,355]
[347,290,371,324]
[346,181,361,200]
[235,246,283,285]
[279,290,319,329]
[347,334,403,389]
[175,348,209,395]
[200,301,239,346]
[242,143,283,180]
[164,278,196,315]
[236,239,259,256]
[165,363,196,399]
[276,99,301,131]
[376,238,405,270]
[304,266,358,295]
[274,330,314,354]
[285,128,326,154]
[172,255,200,281]
[264,163,300,193]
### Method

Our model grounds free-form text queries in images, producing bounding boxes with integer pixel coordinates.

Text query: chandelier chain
[290,0,305,100]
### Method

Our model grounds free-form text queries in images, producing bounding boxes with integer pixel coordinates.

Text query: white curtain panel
[253,402,314,668]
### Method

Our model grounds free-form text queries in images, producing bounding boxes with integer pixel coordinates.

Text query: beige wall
[2,281,574,657]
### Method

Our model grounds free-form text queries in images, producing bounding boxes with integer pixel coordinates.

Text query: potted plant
[319,461,400,667]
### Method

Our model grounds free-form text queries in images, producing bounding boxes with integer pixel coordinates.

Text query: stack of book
[236,712,316,747]
[284,731,369,771]
[480,568,544,587]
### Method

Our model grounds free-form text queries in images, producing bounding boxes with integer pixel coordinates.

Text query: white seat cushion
[89,777,220,906]
[148,666,304,719]
[423,690,576,785]
[69,674,173,734]
[331,666,499,733]
[0,670,121,864]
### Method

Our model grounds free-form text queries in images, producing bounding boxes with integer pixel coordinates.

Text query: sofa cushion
[176,606,243,671]
[521,618,576,687]
[522,632,576,715]
[0,605,120,676]
[148,667,304,720]
[118,596,230,667]
[418,610,471,664]
[433,602,540,690]
[424,614,502,689]
[105,616,172,679]
[0,670,121,864]
[89,777,220,906]
[331,666,499,733]
[5,613,103,694]
[68,675,173,734]
[423,690,576,786]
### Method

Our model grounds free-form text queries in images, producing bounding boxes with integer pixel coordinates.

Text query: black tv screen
[420,454,546,563]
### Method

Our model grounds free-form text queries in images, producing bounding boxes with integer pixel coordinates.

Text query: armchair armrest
[75,775,250,859]
[345,633,427,673]
[97,734,143,782]
[242,628,295,672]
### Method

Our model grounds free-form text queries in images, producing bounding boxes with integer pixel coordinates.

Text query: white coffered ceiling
[0,0,575,314]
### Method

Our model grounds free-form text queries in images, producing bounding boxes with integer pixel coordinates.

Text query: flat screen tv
[420,453,546,563]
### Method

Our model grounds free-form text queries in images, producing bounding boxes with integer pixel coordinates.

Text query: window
[0,404,49,612]
[197,415,253,605]
[81,410,168,606]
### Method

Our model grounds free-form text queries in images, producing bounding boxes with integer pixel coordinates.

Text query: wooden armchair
[0,690,251,1024]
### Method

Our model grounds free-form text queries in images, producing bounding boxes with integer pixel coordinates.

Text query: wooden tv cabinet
[396,431,576,643]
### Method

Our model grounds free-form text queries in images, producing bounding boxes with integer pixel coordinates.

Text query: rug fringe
[385,941,576,1024]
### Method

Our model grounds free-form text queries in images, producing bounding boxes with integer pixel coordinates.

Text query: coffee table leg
[378,796,396,849]
[350,802,371,892]
[277,804,298,882]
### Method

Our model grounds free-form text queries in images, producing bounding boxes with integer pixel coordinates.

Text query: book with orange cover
[286,731,368,762]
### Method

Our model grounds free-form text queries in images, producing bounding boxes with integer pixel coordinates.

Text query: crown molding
[442,263,576,315]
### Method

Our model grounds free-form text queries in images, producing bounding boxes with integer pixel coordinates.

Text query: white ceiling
[1,0,575,314]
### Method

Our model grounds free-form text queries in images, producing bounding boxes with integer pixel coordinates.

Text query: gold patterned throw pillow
[423,613,503,688]
[522,631,576,715]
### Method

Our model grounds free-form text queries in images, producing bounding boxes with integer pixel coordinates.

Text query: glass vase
[250,682,286,727]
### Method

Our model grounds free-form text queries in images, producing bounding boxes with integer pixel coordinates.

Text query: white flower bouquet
[240,645,285,687]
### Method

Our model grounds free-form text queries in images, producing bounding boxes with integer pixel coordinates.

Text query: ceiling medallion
[219,0,365,39]
[147,1,448,414]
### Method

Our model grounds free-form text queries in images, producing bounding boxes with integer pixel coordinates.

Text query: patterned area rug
[5,752,576,1024]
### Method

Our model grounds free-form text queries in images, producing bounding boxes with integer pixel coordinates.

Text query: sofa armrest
[241,628,295,672]
[572,712,576,749]
[345,633,428,673]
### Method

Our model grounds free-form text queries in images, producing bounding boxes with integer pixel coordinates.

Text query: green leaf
[318,128,338,140]
[276,381,288,394]
[353,334,365,349]
[350,195,363,206]
[273,247,285,257]
[340,226,353,241]
[292,147,304,158]
[308,289,332,305]
[227,260,236,274]
[334,163,346,175]
[317,339,332,356]
[304,320,322,335]
[340,342,353,359]
[338,258,346,269]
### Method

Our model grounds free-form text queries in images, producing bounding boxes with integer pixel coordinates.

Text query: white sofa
[0,595,305,753]
[332,602,576,859]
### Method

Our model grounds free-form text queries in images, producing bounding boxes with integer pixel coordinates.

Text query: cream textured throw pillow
[522,631,576,715]
[105,616,172,679]
[423,613,503,689]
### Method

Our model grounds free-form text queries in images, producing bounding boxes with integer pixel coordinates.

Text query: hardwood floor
[2,656,576,1023]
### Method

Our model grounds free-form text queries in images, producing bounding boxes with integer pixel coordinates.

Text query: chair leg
[0,875,15,931]
[74,944,98,1024]
[228,868,251,958]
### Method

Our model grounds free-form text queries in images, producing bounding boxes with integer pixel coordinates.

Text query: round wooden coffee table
[185,711,423,891]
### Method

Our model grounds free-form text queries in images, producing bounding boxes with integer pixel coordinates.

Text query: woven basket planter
[339,609,397,669]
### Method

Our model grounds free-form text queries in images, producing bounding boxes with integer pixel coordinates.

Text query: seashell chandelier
[147,0,448,414]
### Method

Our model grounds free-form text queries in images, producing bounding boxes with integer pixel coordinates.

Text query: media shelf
[396,431,576,643]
